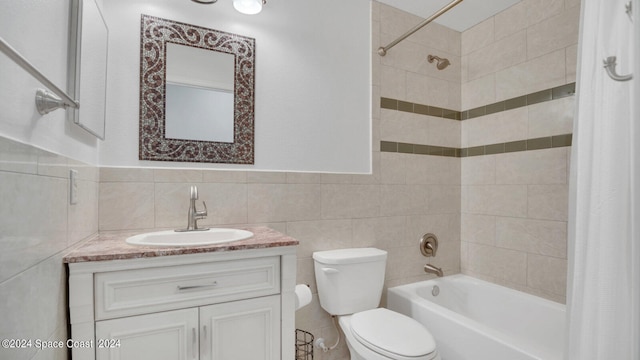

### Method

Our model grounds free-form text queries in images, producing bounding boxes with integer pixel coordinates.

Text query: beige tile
[248,183,321,223]
[380,184,425,216]
[406,74,460,111]
[0,172,68,282]
[462,155,496,185]
[565,44,578,83]
[246,171,287,183]
[525,0,565,26]
[153,169,202,183]
[527,254,567,296]
[495,49,566,101]
[202,170,247,183]
[68,178,99,246]
[565,0,581,10]
[495,148,568,184]
[380,152,407,185]
[285,172,322,184]
[494,1,527,41]
[99,182,155,230]
[426,185,461,214]
[461,17,494,55]
[468,30,527,81]
[351,151,381,185]
[198,183,248,226]
[100,167,154,182]
[461,74,496,110]
[427,117,462,148]
[380,64,407,99]
[464,184,528,217]
[36,150,69,178]
[0,137,38,175]
[528,97,575,138]
[414,21,462,57]
[407,214,461,271]
[528,184,569,221]
[406,155,460,185]
[286,219,353,259]
[466,243,528,284]
[380,110,428,146]
[527,5,580,59]
[461,214,496,245]
[321,184,380,219]
[496,217,567,257]
[463,107,529,148]
[386,245,432,281]
[352,216,408,249]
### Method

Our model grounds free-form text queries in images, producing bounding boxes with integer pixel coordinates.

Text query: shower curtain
[566,0,639,359]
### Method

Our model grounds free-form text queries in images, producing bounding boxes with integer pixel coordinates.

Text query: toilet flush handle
[321,267,339,274]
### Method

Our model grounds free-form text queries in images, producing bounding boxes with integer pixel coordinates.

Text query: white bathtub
[387,274,565,360]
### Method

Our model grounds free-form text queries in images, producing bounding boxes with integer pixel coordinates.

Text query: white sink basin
[126,228,254,247]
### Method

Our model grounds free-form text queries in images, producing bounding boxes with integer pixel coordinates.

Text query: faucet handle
[196,201,208,218]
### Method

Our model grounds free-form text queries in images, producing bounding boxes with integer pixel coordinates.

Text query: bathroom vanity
[64,227,298,360]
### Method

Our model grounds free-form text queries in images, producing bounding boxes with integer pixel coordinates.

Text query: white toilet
[313,248,441,360]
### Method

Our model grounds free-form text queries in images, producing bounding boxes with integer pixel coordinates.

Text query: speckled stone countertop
[63,226,298,263]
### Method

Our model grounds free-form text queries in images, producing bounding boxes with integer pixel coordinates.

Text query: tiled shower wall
[0,136,99,360]
[459,0,579,303]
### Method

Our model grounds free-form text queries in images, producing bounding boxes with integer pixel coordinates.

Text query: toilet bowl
[339,308,441,360]
[313,248,441,360]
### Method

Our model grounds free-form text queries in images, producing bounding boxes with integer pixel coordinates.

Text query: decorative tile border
[380,83,576,121]
[380,134,572,158]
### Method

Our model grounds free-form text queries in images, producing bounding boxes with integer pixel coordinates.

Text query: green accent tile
[461,111,469,120]
[414,144,429,154]
[467,106,486,119]
[398,101,414,113]
[527,89,552,105]
[442,148,457,157]
[552,134,573,147]
[505,140,527,153]
[380,141,398,152]
[485,143,505,155]
[443,109,461,120]
[428,146,443,155]
[485,102,505,115]
[505,95,527,110]
[427,106,443,117]
[455,148,463,157]
[527,137,552,150]
[459,148,468,157]
[552,83,576,99]
[398,142,414,153]
[414,104,430,115]
[380,97,398,110]
[467,146,485,157]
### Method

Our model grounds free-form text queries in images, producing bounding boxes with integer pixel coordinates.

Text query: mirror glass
[68,0,108,139]
[165,43,234,143]
[139,15,255,164]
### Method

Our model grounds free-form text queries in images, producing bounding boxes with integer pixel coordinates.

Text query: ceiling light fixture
[233,0,266,14]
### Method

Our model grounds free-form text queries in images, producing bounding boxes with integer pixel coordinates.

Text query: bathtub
[387,274,565,360]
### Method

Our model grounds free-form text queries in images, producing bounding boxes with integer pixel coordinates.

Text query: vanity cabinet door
[200,295,281,360]
[95,308,199,360]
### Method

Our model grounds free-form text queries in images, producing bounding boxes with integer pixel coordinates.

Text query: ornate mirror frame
[139,14,255,164]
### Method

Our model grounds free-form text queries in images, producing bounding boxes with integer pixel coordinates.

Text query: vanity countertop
[63,226,298,263]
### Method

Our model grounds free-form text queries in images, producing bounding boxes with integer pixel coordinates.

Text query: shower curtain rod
[378,0,464,56]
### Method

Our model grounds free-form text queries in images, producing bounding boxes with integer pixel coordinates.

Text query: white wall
[0,0,100,165]
[100,0,372,173]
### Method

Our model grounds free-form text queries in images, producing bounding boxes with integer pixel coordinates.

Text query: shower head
[427,55,451,70]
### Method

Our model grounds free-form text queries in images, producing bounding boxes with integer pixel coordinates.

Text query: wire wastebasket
[295,329,314,360]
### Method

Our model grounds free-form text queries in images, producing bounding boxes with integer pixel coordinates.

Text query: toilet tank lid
[313,248,387,265]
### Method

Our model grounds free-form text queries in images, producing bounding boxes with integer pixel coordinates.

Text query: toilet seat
[349,308,437,360]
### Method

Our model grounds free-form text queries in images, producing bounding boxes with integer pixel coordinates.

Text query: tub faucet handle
[420,233,438,257]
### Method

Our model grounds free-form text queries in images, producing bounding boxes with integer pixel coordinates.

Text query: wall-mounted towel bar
[0,36,80,115]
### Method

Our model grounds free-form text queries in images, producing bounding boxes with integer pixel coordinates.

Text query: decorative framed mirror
[139,14,255,164]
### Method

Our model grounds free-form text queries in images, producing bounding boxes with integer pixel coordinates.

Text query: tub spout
[424,264,443,277]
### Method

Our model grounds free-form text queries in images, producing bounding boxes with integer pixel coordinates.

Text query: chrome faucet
[424,264,444,277]
[176,185,209,232]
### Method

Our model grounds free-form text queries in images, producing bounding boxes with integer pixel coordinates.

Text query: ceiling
[377,0,524,32]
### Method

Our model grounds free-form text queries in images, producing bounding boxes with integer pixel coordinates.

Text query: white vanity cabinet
[68,246,296,360]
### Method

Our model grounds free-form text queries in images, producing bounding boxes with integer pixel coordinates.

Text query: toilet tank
[313,248,387,315]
